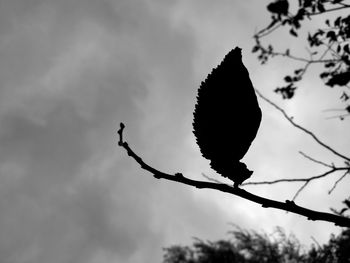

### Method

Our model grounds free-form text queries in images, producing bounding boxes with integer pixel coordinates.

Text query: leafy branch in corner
[253,0,350,117]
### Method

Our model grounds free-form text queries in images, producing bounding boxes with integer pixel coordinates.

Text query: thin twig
[242,167,348,186]
[307,5,350,16]
[256,5,350,39]
[118,123,350,228]
[328,170,350,194]
[310,236,322,249]
[266,51,336,64]
[326,113,350,120]
[201,173,226,184]
[298,151,333,168]
[255,23,283,39]
[255,89,350,162]
[293,181,309,201]
[253,37,337,64]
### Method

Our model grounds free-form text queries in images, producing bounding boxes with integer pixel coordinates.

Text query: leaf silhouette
[267,0,289,16]
[193,47,262,186]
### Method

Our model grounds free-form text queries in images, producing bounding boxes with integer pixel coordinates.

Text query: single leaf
[284,75,293,82]
[267,0,289,16]
[326,31,337,42]
[193,47,262,186]
[290,28,298,37]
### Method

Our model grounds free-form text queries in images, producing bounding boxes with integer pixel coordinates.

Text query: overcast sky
[1,0,350,262]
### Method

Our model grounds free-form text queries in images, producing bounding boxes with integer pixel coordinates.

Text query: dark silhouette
[118,40,350,226]
[267,0,289,18]
[253,0,350,118]
[192,47,262,187]
[163,227,304,263]
[118,41,350,226]
[163,226,350,263]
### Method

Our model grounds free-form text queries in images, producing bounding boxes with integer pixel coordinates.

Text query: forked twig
[328,171,350,195]
[298,151,333,168]
[255,89,350,162]
[201,173,226,184]
[244,90,350,198]
[242,167,349,186]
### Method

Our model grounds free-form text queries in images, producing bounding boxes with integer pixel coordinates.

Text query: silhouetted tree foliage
[253,0,350,119]
[163,227,307,263]
[163,227,350,263]
[193,47,262,187]
[163,239,245,263]
[306,228,350,262]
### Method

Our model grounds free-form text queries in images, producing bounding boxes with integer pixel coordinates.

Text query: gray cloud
[1,0,346,262]
[0,0,235,262]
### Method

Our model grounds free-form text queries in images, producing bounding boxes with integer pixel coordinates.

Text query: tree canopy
[162,226,350,263]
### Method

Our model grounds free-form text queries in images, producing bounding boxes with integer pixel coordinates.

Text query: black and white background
[0,0,349,262]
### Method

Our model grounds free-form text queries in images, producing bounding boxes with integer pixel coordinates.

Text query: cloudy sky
[1,0,350,262]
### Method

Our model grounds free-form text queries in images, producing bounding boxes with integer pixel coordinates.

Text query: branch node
[285,200,295,206]
[154,174,161,179]
[117,122,126,145]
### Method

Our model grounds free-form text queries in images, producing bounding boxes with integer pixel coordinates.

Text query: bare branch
[245,91,350,198]
[255,89,350,162]
[118,123,350,228]
[201,173,226,184]
[253,37,338,65]
[293,181,309,201]
[242,167,348,186]
[254,23,282,39]
[308,5,350,16]
[298,151,333,168]
[328,170,350,194]
[266,50,336,64]
[326,113,350,120]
